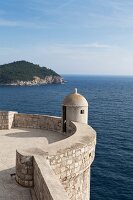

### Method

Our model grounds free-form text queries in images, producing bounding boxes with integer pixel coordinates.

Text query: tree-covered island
[0,61,64,86]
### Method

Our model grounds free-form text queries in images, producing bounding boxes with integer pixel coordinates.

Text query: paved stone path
[0,128,66,200]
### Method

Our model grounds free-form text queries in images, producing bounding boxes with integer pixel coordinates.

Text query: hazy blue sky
[0,0,133,75]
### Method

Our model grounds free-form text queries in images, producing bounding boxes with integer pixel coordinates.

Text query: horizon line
[61,74,133,77]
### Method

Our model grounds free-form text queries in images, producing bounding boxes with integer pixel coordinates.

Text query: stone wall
[8,111,96,200]
[16,151,34,187]
[16,150,69,200]
[0,112,76,138]
[34,156,69,200]
[0,111,17,130]
[13,113,76,136]
[16,145,95,200]
[66,121,77,136]
[15,119,96,200]
[48,145,95,200]
[14,113,62,133]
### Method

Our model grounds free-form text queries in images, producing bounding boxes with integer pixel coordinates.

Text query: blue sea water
[0,75,133,200]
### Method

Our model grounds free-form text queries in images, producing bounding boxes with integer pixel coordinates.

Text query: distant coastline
[0,76,64,86]
[0,60,64,86]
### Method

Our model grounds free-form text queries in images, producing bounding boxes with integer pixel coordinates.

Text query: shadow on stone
[0,167,36,199]
[5,128,67,144]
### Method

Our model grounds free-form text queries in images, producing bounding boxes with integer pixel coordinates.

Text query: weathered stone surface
[14,113,63,133]
[16,151,34,187]
[34,157,69,200]
[0,111,17,130]
[0,111,96,200]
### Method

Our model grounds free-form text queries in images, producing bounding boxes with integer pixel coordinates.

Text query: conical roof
[63,89,88,107]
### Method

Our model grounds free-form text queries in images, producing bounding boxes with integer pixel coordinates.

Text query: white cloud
[0,44,133,75]
[46,43,112,51]
[1,0,133,30]
[0,18,47,29]
[77,43,111,48]
[86,0,133,28]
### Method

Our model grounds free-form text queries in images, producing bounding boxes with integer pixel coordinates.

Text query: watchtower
[62,88,88,132]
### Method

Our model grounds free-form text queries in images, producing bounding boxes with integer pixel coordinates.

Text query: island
[0,60,64,86]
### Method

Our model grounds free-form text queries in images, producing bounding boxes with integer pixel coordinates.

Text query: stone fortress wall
[0,90,96,200]
[14,113,75,136]
[0,111,96,200]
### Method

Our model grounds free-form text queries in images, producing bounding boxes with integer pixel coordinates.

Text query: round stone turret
[62,89,88,132]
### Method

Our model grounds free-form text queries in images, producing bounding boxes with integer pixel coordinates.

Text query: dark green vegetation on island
[0,61,60,84]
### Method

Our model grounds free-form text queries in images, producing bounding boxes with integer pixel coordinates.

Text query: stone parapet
[47,122,96,200]
[16,150,69,200]
[16,151,34,187]
[15,121,96,200]
[0,111,17,130]
[34,156,69,200]
[14,113,62,133]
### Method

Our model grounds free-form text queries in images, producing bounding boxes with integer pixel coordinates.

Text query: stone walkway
[0,128,66,200]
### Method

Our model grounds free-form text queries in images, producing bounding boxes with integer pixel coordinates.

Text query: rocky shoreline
[2,76,64,86]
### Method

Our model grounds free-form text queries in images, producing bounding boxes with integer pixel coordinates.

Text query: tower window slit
[80,110,84,114]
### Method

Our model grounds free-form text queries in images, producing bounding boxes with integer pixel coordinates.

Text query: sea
[0,75,133,200]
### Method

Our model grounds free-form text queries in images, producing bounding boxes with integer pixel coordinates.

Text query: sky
[0,0,133,75]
